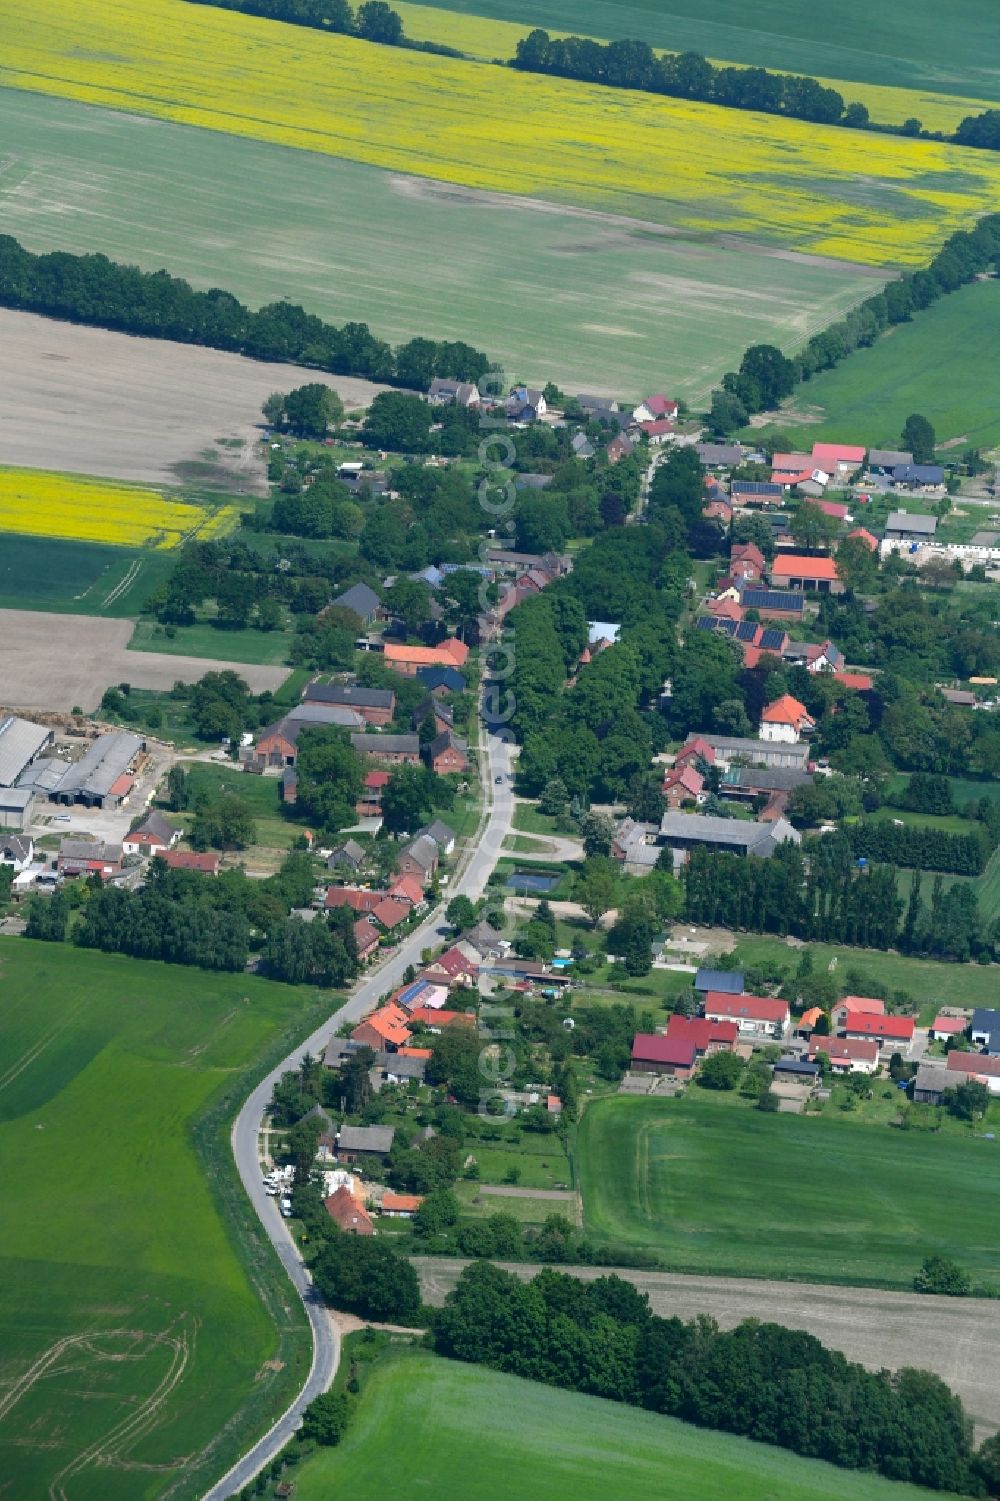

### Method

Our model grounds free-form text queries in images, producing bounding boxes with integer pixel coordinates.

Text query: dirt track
[0,609,288,711]
[416,1257,1000,1439]
[0,310,387,489]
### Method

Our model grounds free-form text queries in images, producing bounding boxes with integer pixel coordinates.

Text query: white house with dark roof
[0,834,34,871]
[428,378,480,407]
[123,810,180,856]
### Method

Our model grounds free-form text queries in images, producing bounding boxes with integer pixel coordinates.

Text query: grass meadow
[0,940,329,1500]
[397,0,1000,102]
[128,617,295,666]
[289,1347,967,1501]
[727,935,1000,1022]
[0,92,882,402]
[4,1,999,269]
[763,279,1000,449]
[576,1093,1000,1288]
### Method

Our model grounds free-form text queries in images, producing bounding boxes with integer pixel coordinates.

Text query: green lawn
[128,616,294,666]
[453,1181,573,1221]
[512,802,572,837]
[290,1347,966,1501]
[503,832,560,853]
[178,762,303,861]
[182,762,283,815]
[866,806,976,835]
[0,90,882,403]
[0,533,173,616]
[466,1138,573,1190]
[0,939,331,1500]
[761,280,1000,450]
[405,0,998,99]
[577,1092,1000,1288]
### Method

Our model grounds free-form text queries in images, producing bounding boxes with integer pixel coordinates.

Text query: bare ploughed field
[416,1258,1000,1439]
[0,609,287,711]
[0,311,388,490]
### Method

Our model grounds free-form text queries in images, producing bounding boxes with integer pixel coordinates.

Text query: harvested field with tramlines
[0,609,288,710]
[0,309,386,489]
[415,1261,1000,1441]
[4,0,1000,267]
[0,941,328,1501]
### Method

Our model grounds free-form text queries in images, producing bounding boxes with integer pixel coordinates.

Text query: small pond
[505,871,558,893]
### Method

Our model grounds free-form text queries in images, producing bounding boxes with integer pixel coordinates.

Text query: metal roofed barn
[0,716,53,787]
[49,731,144,807]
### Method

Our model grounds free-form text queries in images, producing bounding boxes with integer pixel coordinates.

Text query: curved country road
[203,727,514,1498]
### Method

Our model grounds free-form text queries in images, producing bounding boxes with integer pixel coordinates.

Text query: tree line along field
[396,0,1000,102]
[289,1348,967,1501]
[576,1094,1000,1289]
[0,940,328,1501]
[0,92,883,404]
[392,1,997,133]
[5,0,1000,268]
[761,279,1000,450]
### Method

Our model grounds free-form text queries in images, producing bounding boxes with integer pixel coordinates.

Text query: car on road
[495,775,503,783]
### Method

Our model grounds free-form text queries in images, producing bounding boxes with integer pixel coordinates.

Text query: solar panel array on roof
[696,616,719,631]
[735,621,758,642]
[733,481,782,495]
[398,980,430,1006]
[741,589,804,611]
[716,618,738,637]
[759,628,786,652]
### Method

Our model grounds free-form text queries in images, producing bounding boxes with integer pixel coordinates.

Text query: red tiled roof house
[630,1034,697,1077]
[702,992,790,1040]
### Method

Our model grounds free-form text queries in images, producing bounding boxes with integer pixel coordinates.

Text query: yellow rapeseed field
[3,0,1000,267]
[393,1,996,135]
[0,468,240,549]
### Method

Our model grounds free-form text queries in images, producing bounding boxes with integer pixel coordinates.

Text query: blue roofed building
[695,968,745,995]
[971,1009,1000,1054]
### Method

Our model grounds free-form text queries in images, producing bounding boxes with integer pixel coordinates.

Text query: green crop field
[0,90,883,402]
[0,940,329,1500]
[576,1093,1000,1288]
[290,1347,965,1501]
[763,280,1000,450]
[0,534,173,616]
[406,0,998,100]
